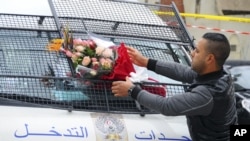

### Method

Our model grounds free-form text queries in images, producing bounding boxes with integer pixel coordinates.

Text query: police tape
[154,11,250,23]
[186,24,250,35]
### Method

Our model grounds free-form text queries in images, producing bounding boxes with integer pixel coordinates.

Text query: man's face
[190,38,209,74]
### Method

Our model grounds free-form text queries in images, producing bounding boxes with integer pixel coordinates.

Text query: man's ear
[206,54,215,64]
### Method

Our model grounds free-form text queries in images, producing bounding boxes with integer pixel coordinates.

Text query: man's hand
[111,77,134,97]
[126,46,149,67]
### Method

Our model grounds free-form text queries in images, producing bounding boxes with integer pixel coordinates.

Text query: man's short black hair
[202,32,230,67]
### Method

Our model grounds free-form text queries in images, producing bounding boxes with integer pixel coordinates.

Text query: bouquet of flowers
[64,38,116,79]
[46,25,166,97]
[46,26,135,80]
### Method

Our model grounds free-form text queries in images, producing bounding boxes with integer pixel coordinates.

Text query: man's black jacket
[131,60,237,141]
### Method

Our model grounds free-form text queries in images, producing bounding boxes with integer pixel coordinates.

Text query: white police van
[0,0,194,140]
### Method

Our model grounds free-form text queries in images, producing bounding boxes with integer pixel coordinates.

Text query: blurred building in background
[137,0,250,60]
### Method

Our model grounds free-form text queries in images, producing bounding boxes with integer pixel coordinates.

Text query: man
[111,32,237,141]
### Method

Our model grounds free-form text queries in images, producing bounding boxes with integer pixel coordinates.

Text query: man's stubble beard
[191,60,206,74]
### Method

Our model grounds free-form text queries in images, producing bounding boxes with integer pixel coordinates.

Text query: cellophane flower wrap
[46,26,135,80]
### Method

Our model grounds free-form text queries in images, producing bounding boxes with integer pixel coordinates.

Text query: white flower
[90,70,97,76]
[92,61,99,67]
[75,45,85,52]
[101,58,112,70]
[71,54,78,63]
[82,56,91,66]
[95,46,105,56]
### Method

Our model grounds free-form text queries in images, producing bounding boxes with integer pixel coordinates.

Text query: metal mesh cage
[0,0,192,114]
[49,0,193,46]
[0,75,188,114]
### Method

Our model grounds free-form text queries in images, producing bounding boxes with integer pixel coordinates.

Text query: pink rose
[73,38,82,45]
[105,58,113,63]
[102,48,113,58]
[91,57,97,62]
[81,40,88,46]
[82,56,91,66]
[99,58,105,64]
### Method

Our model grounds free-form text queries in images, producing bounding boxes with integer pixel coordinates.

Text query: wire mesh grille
[50,0,192,45]
[0,14,57,31]
[0,0,192,114]
[0,76,188,113]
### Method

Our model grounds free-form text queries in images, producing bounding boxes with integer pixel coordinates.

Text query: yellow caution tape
[154,11,250,23]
